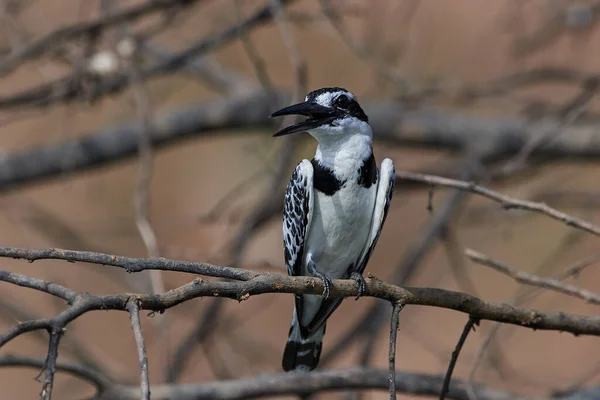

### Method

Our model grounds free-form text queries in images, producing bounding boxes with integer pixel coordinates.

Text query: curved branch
[97,367,525,400]
[0,354,111,392]
[0,249,599,351]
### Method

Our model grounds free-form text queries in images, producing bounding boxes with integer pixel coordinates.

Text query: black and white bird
[271,87,396,372]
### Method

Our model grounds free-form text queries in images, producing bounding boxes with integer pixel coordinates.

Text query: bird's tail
[282,309,325,372]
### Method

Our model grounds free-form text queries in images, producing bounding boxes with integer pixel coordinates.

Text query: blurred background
[1,0,600,398]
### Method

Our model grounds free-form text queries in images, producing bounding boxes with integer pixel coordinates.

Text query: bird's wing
[354,157,395,275]
[301,159,396,337]
[283,160,315,278]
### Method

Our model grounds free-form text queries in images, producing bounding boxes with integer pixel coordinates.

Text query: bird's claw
[307,260,332,299]
[315,271,332,299]
[350,272,366,300]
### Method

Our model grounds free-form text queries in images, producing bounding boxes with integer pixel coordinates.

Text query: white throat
[314,133,373,181]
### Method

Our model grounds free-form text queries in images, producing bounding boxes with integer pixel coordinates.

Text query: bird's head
[270,87,370,142]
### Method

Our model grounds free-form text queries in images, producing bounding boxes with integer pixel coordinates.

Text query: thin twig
[389,301,404,400]
[440,317,478,400]
[127,300,150,400]
[0,354,111,392]
[466,250,600,396]
[40,328,63,400]
[396,171,600,238]
[466,249,600,305]
[234,0,275,93]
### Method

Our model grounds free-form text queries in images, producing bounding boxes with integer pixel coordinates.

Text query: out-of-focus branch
[5,354,600,400]
[4,88,600,193]
[0,0,295,110]
[0,361,525,400]
[513,2,600,57]
[0,0,201,75]
[102,367,526,400]
[140,41,249,95]
[0,354,111,392]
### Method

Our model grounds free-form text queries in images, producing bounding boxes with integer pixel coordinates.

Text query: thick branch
[4,88,600,193]
[0,362,524,400]
[1,249,600,349]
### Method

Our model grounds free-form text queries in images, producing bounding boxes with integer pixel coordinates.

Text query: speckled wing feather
[283,160,314,278]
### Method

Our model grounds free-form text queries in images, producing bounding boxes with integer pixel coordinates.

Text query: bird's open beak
[270,102,341,137]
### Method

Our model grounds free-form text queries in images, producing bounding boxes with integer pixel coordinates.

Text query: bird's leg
[350,272,367,300]
[307,259,332,299]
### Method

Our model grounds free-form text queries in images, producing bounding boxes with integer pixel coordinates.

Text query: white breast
[304,180,377,278]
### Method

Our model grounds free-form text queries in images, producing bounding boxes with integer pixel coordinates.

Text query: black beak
[270,102,341,137]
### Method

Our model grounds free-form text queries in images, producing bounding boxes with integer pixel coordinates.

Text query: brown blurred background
[1,0,600,399]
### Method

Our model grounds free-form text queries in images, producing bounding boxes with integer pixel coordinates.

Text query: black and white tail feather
[272,87,395,372]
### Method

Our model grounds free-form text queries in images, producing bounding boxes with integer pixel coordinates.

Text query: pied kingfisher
[271,87,396,371]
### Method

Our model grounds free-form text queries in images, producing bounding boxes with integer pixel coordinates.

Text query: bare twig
[0,354,111,392]
[466,249,600,305]
[127,300,150,400]
[440,318,478,400]
[389,301,404,400]
[40,328,63,400]
[233,0,275,93]
[396,171,600,238]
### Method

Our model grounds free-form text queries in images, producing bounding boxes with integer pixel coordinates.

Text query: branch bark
[1,247,600,349]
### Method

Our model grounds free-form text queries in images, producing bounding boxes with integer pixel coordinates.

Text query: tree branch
[389,302,404,400]
[440,317,478,400]
[466,249,600,305]
[127,300,150,400]
[5,87,600,194]
[0,354,110,392]
[395,171,600,238]
[1,248,600,351]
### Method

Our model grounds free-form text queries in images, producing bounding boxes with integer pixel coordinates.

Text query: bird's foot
[307,261,332,299]
[350,272,367,300]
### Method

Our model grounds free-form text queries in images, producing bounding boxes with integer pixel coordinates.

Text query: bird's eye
[334,94,351,108]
